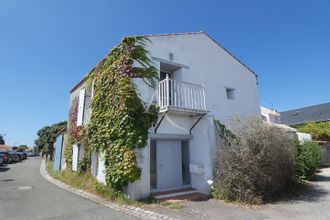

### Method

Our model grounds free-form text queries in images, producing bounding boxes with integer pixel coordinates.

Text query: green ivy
[87,36,158,191]
[64,97,90,172]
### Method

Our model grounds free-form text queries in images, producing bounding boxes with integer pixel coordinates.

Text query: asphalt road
[0,157,138,220]
[150,167,330,220]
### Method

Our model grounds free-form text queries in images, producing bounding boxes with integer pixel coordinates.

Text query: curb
[40,160,177,220]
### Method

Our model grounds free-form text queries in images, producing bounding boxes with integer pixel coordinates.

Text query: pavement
[147,167,330,220]
[0,157,138,220]
[2,157,330,220]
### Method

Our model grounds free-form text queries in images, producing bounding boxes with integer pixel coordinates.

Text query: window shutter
[91,80,95,99]
[77,88,86,126]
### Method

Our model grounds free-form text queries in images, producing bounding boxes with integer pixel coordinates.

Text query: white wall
[135,33,261,124]
[296,132,312,143]
[127,144,151,199]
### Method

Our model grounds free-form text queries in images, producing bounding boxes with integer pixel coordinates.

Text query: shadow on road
[0,165,10,172]
[293,184,328,202]
[311,173,330,182]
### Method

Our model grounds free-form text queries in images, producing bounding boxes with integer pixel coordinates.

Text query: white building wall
[126,143,151,199]
[127,33,261,199]
[188,116,213,194]
[135,33,261,124]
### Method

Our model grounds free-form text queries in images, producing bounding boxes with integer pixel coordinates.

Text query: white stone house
[69,32,261,199]
[261,106,312,142]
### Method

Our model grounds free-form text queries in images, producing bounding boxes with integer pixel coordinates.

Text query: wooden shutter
[77,88,85,126]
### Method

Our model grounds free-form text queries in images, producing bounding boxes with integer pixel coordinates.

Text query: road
[0,157,138,220]
[149,167,330,219]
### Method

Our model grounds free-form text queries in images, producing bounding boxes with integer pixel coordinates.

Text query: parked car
[0,155,3,165]
[16,152,26,160]
[10,152,20,163]
[0,152,13,164]
[22,151,28,159]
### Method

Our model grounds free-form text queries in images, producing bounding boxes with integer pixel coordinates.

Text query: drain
[17,186,33,190]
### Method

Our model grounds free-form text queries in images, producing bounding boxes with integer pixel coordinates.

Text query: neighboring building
[68,32,261,199]
[0,145,12,151]
[261,106,312,142]
[280,102,330,125]
[261,106,297,132]
[281,103,330,165]
[261,106,281,124]
[53,128,67,171]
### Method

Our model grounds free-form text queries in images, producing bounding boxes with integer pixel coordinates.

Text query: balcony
[157,76,207,114]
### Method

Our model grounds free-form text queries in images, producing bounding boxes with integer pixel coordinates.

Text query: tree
[213,118,294,204]
[294,121,330,142]
[0,134,4,145]
[34,121,67,160]
[19,144,28,149]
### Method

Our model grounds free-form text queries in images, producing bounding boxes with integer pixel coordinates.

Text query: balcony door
[160,71,172,81]
[160,72,173,106]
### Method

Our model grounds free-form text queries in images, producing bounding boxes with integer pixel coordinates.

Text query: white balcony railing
[157,75,207,113]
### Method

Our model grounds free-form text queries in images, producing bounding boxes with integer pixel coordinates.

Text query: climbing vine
[87,36,158,191]
[64,97,90,172]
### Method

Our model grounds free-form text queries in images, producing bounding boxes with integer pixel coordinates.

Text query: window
[226,88,235,100]
[181,141,190,185]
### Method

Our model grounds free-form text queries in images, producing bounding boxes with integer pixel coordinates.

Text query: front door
[157,140,182,191]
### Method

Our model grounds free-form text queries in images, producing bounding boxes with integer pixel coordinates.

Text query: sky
[0,0,329,146]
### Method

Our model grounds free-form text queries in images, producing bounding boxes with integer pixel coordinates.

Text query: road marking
[17,186,33,190]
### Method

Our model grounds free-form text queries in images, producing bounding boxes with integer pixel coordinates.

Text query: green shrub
[294,140,321,181]
[213,118,295,204]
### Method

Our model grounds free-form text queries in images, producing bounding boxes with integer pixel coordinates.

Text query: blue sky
[0,0,329,146]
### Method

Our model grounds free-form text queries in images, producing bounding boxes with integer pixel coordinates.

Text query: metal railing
[158,75,207,112]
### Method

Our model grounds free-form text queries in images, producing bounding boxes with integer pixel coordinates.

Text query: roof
[70,31,257,92]
[56,127,67,137]
[271,123,297,132]
[280,102,330,125]
[0,145,12,150]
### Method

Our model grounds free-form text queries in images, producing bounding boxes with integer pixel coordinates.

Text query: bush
[294,140,321,181]
[213,118,295,204]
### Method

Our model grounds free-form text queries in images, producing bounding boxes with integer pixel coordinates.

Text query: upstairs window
[226,88,235,100]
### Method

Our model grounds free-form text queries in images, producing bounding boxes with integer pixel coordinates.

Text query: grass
[45,162,184,209]
[159,201,184,209]
[45,162,138,206]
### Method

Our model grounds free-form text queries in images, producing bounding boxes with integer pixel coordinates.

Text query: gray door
[157,140,182,191]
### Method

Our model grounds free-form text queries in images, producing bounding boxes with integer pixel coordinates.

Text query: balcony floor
[159,105,208,116]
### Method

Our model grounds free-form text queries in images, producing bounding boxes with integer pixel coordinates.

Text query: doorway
[150,139,191,192]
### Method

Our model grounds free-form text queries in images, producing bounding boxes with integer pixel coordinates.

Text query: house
[280,102,330,164]
[261,106,311,142]
[68,32,261,199]
[0,145,12,151]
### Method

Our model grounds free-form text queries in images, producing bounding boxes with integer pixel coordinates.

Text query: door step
[151,188,209,201]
